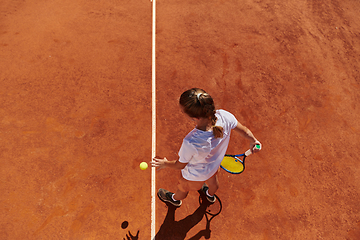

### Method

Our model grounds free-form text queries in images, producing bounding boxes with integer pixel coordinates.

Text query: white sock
[172,194,178,202]
[206,189,214,197]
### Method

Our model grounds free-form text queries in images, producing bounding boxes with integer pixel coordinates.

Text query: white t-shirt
[178,109,238,181]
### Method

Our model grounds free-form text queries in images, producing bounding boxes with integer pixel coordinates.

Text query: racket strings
[221,156,244,174]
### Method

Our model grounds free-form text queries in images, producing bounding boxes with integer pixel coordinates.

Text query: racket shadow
[155,193,222,240]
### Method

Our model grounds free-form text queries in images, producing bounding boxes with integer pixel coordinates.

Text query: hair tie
[196,93,203,100]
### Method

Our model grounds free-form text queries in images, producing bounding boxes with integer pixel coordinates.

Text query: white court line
[151,0,156,239]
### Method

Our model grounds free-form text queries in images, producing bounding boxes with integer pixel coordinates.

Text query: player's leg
[157,174,202,207]
[200,169,219,203]
[176,174,203,199]
[206,171,219,196]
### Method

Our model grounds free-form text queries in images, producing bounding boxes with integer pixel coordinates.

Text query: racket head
[220,154,245,174]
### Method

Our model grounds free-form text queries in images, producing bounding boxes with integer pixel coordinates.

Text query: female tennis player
[151,88,261,207]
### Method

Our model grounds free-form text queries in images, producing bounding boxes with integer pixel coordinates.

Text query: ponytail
[210,111,224,138]
[180,88,224,138]
[213,126,224,138]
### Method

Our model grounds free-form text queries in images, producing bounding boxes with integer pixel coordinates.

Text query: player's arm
[151,157,187,170]
[234,121,261,152]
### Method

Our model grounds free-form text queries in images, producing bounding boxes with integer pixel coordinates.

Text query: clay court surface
[1,0,360,239]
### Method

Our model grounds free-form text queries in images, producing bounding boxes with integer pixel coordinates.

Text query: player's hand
[250,140,262,153]
[151,157,169,170]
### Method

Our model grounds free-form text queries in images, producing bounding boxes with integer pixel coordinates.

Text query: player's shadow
[155,192,222,240]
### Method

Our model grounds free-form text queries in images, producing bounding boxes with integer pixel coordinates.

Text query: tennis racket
[220,144,261,174]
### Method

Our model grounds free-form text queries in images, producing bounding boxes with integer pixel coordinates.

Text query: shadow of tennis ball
[121,221,129,229]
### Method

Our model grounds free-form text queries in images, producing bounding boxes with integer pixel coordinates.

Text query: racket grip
[245,144,261,156]
[245,149,252,156]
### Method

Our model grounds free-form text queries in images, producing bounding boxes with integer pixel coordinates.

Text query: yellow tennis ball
[140,162,148,170]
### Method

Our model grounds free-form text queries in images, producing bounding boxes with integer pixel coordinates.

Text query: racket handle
[245,144,261,156]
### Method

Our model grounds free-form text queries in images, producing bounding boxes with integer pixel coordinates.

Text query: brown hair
[179,88,224,138]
